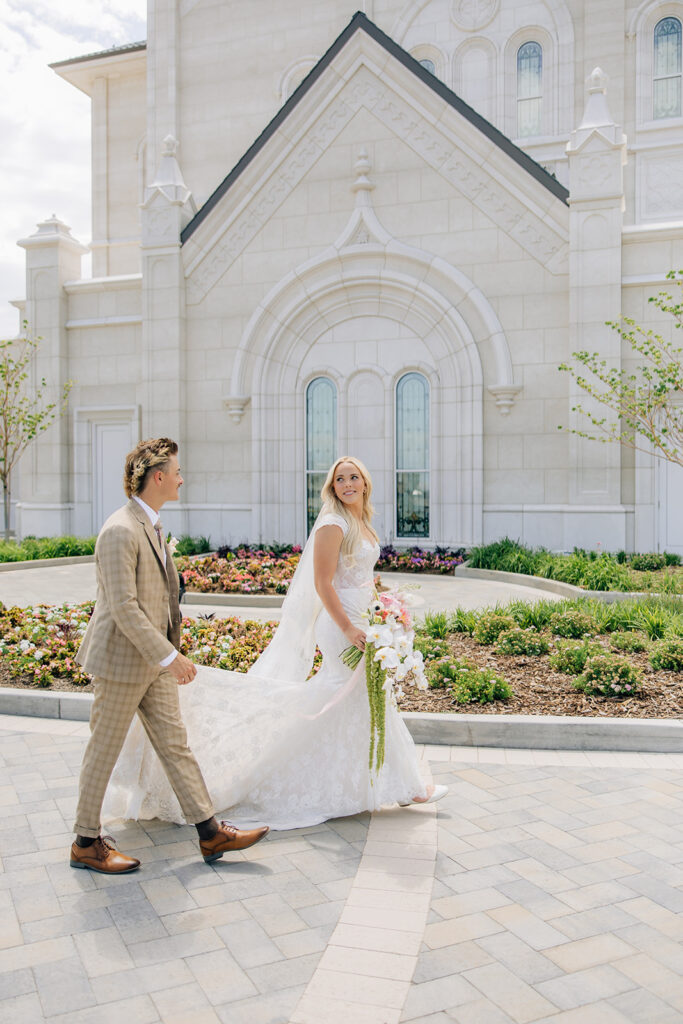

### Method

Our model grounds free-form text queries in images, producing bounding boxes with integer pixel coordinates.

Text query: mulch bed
[3,632,683,718]
[398,633,683,718]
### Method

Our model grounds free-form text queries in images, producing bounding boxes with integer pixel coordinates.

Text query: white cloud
[0,0,146,337]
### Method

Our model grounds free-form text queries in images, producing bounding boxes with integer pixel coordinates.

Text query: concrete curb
[402,711,683,753]
[182,592,285,608]
[2,686,681,752]
[454,564,679,603]
[0,554,95,572]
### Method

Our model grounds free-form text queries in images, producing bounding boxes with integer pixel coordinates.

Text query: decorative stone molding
[185,58,568,304]
[487,384,523,415]
[223,395,250,424]
[451,0,499,32]
[566,69,627,205]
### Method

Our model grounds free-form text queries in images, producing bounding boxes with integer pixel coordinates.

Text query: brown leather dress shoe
[70,835,141,874]
[199,822,269,863]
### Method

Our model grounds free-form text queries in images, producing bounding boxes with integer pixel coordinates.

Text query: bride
[103,456,446,831]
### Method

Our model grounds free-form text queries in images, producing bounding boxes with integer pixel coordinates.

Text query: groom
[70,437,268,873]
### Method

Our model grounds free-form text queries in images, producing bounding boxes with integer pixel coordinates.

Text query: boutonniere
[166,534,179,556]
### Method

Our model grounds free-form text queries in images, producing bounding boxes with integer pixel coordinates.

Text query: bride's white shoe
[399,783,448,807]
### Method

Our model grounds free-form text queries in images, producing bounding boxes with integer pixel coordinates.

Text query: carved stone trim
[186,65,568,305]
[223,395,250,424]
[487,384,523,415]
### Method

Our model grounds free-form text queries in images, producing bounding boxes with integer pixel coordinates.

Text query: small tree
[0,331,72,539]
[558,269,683,468]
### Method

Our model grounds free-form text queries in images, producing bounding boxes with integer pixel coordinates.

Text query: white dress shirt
[133,495,178,667]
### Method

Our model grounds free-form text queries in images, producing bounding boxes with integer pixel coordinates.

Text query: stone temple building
[11,0,683,553]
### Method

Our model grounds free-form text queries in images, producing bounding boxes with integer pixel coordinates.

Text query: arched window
[517,41,542,137]
[305,377,337,532]
[654,17,682,118]
[419,58,436,75]
[396,373,429,539]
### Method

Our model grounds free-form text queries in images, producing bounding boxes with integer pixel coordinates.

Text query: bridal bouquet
[341,589,428,776]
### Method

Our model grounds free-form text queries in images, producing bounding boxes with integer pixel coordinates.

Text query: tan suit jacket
[77,499,181,683]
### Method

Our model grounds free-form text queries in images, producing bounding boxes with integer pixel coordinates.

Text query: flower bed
[0,602,278,689]
[400,596,683,718]
[468,537,683,594]
[177,543,466,595]
[2,596,682,723]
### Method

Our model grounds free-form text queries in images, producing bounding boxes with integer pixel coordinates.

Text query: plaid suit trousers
[74,671,214,837]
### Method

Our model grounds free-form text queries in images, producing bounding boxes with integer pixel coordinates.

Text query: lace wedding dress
[103,513,427,830]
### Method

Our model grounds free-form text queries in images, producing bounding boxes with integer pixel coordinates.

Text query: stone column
[139,136,195,536]
[565,69,627,546]
[16,216,88,537]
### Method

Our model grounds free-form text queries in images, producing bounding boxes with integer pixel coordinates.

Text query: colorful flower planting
[0,602,278,687]
[176,543,466,596]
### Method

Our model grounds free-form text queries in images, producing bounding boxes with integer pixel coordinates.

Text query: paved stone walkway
[0,562,562,621]
[1,714,682,1024]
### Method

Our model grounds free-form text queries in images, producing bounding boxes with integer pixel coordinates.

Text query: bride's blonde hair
[320,456,379,557]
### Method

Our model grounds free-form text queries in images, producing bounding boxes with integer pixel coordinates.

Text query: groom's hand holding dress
[70,438,268,874]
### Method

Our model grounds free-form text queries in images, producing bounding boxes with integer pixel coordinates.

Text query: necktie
[154,520,164,551]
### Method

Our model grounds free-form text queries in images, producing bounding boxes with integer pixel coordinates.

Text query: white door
[659,457,683,555]
[93,422,134,530]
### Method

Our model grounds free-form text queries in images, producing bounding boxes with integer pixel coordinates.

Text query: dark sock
[195,816,219,841]
[76,835,97,848]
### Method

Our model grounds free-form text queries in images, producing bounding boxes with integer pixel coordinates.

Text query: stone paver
[2,715,683,1023]
[0,562,562,620]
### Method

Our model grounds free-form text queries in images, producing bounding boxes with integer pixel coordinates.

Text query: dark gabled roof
[182,11,568,244]
[50,41,146,69]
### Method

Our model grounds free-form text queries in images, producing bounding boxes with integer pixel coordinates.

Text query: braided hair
[123,437,178,498]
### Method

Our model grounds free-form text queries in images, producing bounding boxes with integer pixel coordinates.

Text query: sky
[0,0,147,338]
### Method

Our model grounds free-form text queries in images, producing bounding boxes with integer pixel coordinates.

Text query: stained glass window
[419,58,436,75]
[396,373,429,539]
[305,377,337,533]
[654,18,682,119]
[517,41,542,137]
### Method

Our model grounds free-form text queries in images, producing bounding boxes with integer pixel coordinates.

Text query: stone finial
[146,134,192,206]
[351,147,375,207]
[17,214,88,254]
[578,67,613,131]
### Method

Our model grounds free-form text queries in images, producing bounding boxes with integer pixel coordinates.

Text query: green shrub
[581,555,631,592]
[452,666,513,704]
[428,656,470,689]
[630,552,666,572]
[549,639,602,675]
[634,603,677,640]
[175,535,213,556]
[0,536,96,562]
[649,636,683,672]
[508,598,557,630]
[473,611,516,645]
[495,627,550,656]
[413,634,450,660]
[467,538,542,575]
[539,553,589,586]
[574,654,643,697]
[664,552,682,567]
[448,607,478,635]
[549,607,595,638]
[428,657,512,704]
[609,631,648,653]
[423,611,451,639]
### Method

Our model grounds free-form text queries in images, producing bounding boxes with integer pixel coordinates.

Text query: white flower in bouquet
[374,646,400,670]
[394,634,413,657]
[366,624,394,647]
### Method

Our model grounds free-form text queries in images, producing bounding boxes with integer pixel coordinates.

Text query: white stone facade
[11,0,683,553]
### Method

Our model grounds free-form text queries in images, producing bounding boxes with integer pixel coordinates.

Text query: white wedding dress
[103,513,427,830]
